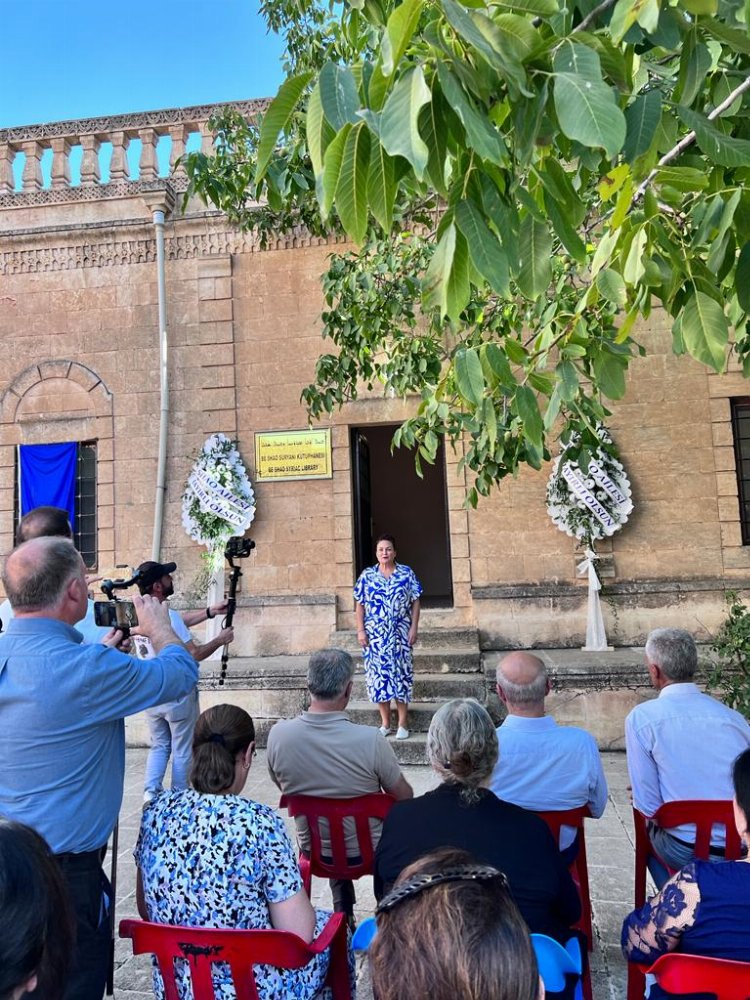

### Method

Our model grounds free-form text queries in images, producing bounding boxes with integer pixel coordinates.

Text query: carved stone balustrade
[0,99,268,205]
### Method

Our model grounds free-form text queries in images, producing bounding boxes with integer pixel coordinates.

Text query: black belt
[54,846,106,870]
[670,834,727,859]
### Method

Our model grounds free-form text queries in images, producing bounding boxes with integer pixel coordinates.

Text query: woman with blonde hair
[135,704,342,1000]
[374,698,580,942]
[370,847,543,1000]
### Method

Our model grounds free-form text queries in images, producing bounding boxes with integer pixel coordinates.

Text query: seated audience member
[267,647,413,920]
[370,847,543,1000]
[136,704,347,1000]
[490,651,607,859]
[626,628,750,880]
[374,698,581,943]
[0,817,74,1000]
[622,748,750,999]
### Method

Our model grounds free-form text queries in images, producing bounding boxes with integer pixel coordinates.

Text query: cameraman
[0,536,198,1000]
[131,560,234,803]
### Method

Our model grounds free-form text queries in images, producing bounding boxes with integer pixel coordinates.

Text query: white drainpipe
[151,207,169,561]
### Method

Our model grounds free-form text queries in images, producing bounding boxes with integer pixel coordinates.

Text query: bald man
[489,652,608,860]
[0,536,198,1000]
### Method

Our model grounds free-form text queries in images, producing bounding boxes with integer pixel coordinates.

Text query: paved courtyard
[114,750,638,999]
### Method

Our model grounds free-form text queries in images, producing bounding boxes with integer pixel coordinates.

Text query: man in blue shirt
[0,536,198,1000]
[489,651,608,860]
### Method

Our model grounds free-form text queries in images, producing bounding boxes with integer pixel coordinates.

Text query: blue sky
[0,0,286,128]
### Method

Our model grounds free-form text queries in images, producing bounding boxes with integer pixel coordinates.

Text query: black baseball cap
[136,560,177,590]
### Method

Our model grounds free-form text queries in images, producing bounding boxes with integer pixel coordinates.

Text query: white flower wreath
[546,427,632,546]
[182,434,256,572]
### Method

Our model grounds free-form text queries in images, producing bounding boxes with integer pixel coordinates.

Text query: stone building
[1,100,748,750]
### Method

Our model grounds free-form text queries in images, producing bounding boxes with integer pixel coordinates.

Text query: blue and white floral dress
[353,563,422,704]
[134,789,334,1000]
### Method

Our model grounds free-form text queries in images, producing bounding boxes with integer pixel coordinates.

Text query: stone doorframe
[0,360,115,568]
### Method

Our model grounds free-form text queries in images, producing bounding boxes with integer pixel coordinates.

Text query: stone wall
[1,100,749,657]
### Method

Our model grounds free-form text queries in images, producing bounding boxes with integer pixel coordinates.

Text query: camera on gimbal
[225,536,255,561]
[93,570,143,630]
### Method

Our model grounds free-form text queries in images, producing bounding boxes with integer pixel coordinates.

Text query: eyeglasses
[375,864,510,914]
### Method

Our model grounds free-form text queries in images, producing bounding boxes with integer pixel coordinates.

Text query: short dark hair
[2,537,82,612]
[733,748,750,822]
[370,847,539,1000]
[0,817,74,1000]
[376,534,396,547]
[307,648,354,700]
[16,506,72,545]
[190,705,255,795]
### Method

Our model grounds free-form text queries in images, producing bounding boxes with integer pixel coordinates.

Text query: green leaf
[552,42,626,158]
[320,124,351,219]
[455,199,510,297]
[681,291,728,372]
[623,227,647,285]
[255,70,313,183]
[675,39,711,108]
[609,0,659,44]
[623,91,662,163]
[419,86,450,195]
[319,63,360,131]
[380,67,431,178]
[515,386,543,450]
[494,0,558,13]
[367,141,396,231]
[544,195,587,263]
[677,107,750,168]
[447,228,472,321]
[437,65,508,165]
[442,0,526,92]
[736,243,750,314]
[307,82,335,202]
[482,397,498,452]
[335,122,371,244]
[455,347,485,406]
[481,342,515,387]
[556,359,579,401]
[596,268,627,307]
[653,166,709,192]
[423,222,456,319]
[679,0,716,13]
[381,0,423,77]
[517,216,552,298]
[703,20,750,57]
[593,350,627,399]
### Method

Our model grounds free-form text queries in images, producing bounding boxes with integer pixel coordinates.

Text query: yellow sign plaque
[255,429,333,482]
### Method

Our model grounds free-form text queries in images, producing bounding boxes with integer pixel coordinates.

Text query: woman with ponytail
[135,705,335,1000]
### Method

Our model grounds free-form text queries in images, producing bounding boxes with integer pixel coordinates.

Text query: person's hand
[357,628,369,648]
[408,625,418,646]
[133,594,172,636]
[101,628,130,651]
[217,626,234,646]
[210,600,229,617]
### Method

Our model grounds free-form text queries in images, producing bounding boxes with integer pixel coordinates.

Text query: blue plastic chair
[531,933,583,1000]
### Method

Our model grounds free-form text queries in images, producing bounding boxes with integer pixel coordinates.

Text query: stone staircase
[330,627,483,764]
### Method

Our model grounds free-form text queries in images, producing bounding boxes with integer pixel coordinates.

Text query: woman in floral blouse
[135,704,338,1000]
[621,747,750,998]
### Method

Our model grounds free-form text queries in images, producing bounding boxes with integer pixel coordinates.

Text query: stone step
[347,700,446,732]
[351,672,485,702]
[351,648,482,674]
[332,627,479,652]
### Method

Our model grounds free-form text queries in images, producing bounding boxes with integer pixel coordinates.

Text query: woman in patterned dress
[134,704,338,1000]
[354,534,422,741]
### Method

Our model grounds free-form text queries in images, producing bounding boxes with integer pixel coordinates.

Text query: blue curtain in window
[19,442,78,527]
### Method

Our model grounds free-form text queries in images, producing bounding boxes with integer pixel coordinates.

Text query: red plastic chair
[119,914,351,1000]
[628,800,743,1000]
[647,953,750,1000]
[537,807,594,1000]
[279,793,395,895]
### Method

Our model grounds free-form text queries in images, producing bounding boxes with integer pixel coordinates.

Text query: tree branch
[633,74,750,202]
[573,0,619,33]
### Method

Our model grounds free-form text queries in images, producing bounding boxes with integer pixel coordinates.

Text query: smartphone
[93,600,139,630]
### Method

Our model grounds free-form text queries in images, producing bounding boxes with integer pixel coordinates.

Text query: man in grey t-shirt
[267,647,412,920]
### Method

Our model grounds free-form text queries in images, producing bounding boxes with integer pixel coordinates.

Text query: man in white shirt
[489,651,608,860]
[626,627,750,881]
[133,560,234,802]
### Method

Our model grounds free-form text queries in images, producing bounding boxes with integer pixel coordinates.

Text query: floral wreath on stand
[546,426,632,548]
[546,426,632,651]
[181,434,256,587]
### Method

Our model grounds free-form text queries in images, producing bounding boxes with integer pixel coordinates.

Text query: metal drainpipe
[151,208,169,561]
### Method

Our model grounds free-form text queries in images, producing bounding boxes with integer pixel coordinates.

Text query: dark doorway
[351,424,453,607]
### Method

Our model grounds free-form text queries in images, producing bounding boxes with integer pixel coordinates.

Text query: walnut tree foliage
[184,0,750,507]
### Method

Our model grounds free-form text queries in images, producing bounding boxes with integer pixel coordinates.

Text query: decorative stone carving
[0,361,112,424]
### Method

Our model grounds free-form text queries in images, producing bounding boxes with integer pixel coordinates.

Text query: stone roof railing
[0,99,268,200]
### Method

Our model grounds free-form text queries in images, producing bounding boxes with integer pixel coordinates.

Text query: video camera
[93,569,143,630]
[225,536,255,562]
